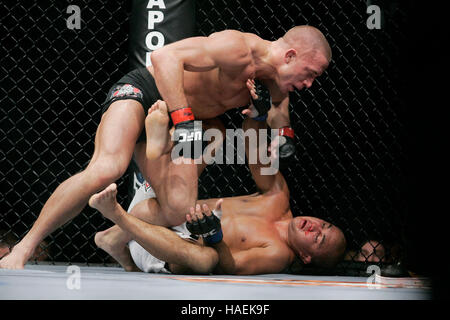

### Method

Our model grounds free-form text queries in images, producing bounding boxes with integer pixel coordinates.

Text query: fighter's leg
[90,184,218,274]
[144,100,196,226]
[136,101,225,227]
[242,117,288,194]
[145,100,223,175]
[95,100,224,262]
[94,186,163,271]
[0,100,145,269]
[93,165,185,272]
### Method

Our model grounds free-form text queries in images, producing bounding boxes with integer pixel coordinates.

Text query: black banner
[128,0,196,70]
[127,0,196,198]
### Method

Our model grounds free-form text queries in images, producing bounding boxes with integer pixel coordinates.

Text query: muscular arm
[213,243,290,275]
[267,93,290,129]
[151,30,252,112]
[243,117,288,194]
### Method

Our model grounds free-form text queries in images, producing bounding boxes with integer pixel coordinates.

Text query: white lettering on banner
[145,31,165,51]
[148,11,164,29]
[145,0,166,66]
[147,0,166,9]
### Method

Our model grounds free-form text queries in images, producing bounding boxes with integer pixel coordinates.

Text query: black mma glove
[249,79,272,121]
[186,210,223,245]
[170,107,203,159]
[278,127,296,163]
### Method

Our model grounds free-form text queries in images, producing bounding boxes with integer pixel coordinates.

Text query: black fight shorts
[102,68,162,142]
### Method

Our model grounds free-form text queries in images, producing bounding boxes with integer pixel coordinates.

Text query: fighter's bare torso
[147,31,275,119]
[147,63,254,119]
[198,193,294,258]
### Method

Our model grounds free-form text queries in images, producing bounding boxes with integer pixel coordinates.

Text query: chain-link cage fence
[1,0,408,275]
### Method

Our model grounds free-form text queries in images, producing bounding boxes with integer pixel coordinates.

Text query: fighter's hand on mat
[186,200,223,245]
[242,79,271,121]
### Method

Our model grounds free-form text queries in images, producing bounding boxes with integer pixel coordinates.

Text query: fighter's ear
[298,251,312,265]
[285,49,297,64]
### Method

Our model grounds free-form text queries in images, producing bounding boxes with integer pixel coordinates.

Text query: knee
[94,230,108,249]
[86,158,128,188]
[165,207,190,226]
[167,190,193,211]
[164,192,195,226]
[94,227,121,251]
[159,176,196,224]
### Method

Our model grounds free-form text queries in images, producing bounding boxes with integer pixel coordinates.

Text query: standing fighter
[1,26,332,269]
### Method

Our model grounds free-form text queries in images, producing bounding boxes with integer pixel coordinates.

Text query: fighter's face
[288,216,340,264]
[277,51,328,94]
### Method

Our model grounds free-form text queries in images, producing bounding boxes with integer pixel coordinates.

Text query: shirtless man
[90,102,346,275]
[1,25,332,269]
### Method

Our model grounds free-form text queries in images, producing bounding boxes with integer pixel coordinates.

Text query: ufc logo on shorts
[179,131,202,142]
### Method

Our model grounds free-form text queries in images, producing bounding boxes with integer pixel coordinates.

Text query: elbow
[150,48,164,69]
[150,48,178,70]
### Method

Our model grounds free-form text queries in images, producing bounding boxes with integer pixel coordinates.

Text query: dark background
[399,1,448,299]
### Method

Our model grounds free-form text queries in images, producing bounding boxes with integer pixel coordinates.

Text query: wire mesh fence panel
[1,0,131,264]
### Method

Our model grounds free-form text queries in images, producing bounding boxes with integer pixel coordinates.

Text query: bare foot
[94,227,139,272]
[88,183,121,222]
[145,100,171,160]
[0,245,32,269]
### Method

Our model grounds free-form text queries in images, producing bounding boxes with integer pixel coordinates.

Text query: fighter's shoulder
[208,30,251,51]
[208,29,246,40]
